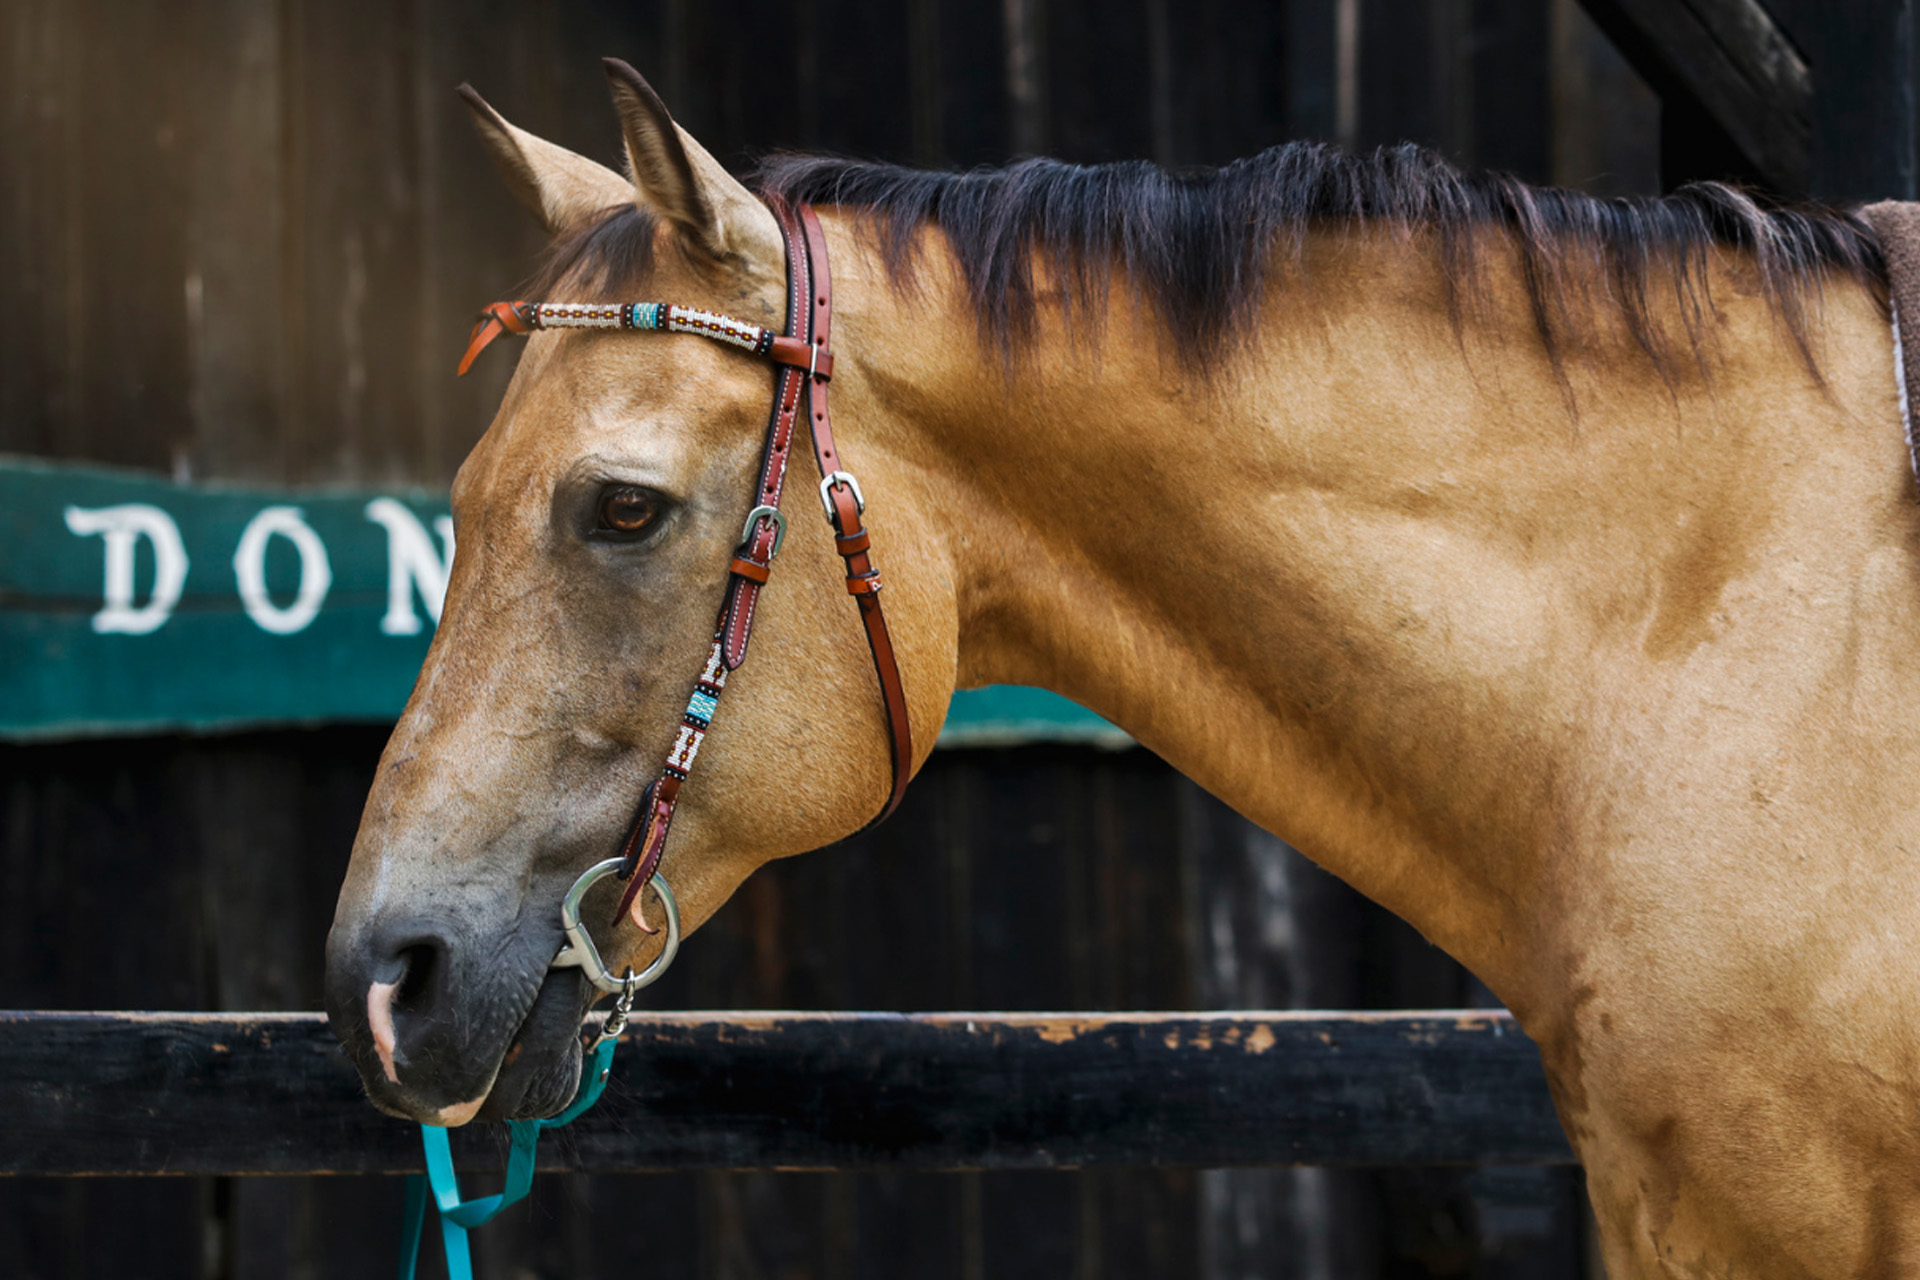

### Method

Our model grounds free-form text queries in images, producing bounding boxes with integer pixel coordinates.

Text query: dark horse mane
[536,141,1887,379]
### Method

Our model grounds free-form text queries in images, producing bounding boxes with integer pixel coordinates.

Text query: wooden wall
[2,0,1657,489]
[1,0,1662,1275]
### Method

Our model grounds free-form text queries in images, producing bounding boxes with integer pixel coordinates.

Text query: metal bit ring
[550,857,682,995]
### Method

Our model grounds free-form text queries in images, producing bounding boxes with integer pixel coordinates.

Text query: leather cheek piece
[612,199,914,928]
[721,581,762,670]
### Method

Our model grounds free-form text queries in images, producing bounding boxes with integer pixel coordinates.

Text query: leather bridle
[457,199,913,933]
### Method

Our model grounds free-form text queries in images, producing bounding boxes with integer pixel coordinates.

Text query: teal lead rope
[392,865,679,1280]
[397,1034,619,1280]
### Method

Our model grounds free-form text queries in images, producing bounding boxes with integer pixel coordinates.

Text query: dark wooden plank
[1045,0,1151,164]
[0,1177,210,1280]
[1575,0,1812,193]
[0,726,403,1276]
[1004,0,1047,155]
[1189,0,1289,167]
[1470,0,1554,182]
[850,1168,963,1280]
[0,0,196,474]
[1284,0,1342,145]
[1770,0,1920,202]
[815,0,913,162]
[1549,0,1662,197]
[0,0,77,462]
[0,1010,1574,1176]
[938,0,1010,166]
[1359,0,1438,153]
[278,0,424,483]
[1179,779,1420,1276]
[179,0,290,481]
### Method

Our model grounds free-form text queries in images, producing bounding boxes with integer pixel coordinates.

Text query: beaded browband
[454,202,912,936]
[458,300,832,380]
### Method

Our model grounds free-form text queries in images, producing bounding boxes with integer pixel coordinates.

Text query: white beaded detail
[522,300,777,361]
[700,643,729,689]
[533,303,628,329]
[667,723,705,772]
[665,306,765,353]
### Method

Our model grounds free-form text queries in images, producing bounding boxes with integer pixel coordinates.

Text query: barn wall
[1,1,1658,1275]
[1,0,1656,489]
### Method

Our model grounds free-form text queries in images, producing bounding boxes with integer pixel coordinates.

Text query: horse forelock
[523,202,664,301]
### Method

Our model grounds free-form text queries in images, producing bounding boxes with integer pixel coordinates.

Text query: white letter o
[233,506,332,635]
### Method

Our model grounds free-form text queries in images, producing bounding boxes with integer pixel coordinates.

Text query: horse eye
[595,486,661,536]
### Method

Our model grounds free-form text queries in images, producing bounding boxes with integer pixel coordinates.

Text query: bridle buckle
[818,471,866,520]
[740,504,787,557]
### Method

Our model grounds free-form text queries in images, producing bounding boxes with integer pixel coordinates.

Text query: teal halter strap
[397,1035,619,1280]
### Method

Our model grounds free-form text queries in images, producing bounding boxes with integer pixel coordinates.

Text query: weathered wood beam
[1575,0,1811,193]
[0,1010,1575,1176]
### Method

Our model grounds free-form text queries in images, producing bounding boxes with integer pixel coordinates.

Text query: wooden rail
[0,1010,1573,1176]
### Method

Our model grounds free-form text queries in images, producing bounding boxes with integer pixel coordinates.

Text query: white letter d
[63,503,190,635]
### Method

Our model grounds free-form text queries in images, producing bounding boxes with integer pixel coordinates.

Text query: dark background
[1,0,1888,1275]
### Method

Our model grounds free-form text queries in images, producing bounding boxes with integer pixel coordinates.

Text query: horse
[324,58,1920,1277]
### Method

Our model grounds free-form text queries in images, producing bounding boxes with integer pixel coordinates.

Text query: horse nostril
[358,933,451,1087]
[325,918,471,1099]
[393,942,438,1011]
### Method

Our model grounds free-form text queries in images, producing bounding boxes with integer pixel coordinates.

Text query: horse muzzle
[324,862,681,1123]
[323,908,590,1124]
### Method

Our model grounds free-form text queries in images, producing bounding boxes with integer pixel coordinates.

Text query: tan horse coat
[329,65,1920,1276]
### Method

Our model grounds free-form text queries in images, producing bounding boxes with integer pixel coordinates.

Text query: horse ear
[456,84,631,234]
[602,58,782,270]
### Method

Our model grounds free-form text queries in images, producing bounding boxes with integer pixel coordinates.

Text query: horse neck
[836,219,1912,998]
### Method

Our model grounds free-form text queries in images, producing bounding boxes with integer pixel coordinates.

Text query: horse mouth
[472,966,594,1121]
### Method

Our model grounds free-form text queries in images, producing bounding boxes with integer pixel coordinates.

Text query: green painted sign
[2,456,450,738]
[0,456,1124,746]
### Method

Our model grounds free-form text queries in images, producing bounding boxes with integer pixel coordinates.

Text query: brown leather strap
[610,229,813,928]
[794,205,914,823]
[728,555,771,585]
[717,209,815,674]
[768,334,833,379]
[610,200,912,929]
[610,245,811,927]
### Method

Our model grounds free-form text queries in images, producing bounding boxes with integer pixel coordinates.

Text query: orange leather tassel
[456,302,533,376]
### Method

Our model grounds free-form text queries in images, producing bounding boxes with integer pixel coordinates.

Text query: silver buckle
[818,471,865,520]
[740,504,787,557]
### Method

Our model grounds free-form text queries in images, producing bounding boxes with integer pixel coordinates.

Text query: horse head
[324,61,952,1124]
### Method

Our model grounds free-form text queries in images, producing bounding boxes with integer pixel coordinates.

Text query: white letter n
[364,497,455,635]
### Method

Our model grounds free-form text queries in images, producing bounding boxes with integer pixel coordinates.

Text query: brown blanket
[1861,201,1920,478]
